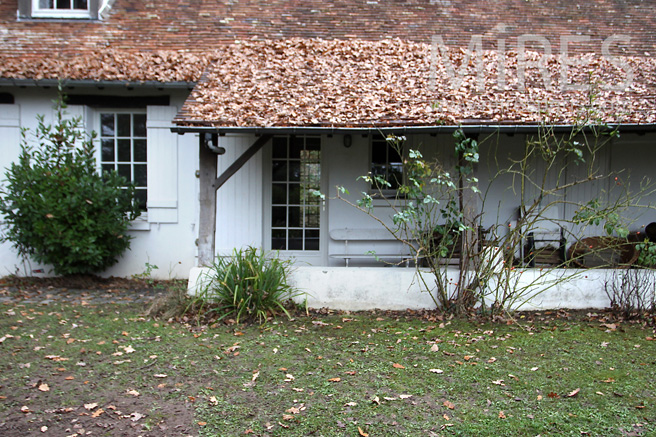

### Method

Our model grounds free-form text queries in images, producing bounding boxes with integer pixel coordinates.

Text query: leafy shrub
[0,97,140,275]
[636,239,656,268]
[198,247,302,324]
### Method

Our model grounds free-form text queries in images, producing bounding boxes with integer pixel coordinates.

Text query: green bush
[199,247,303,324]
[0,97,141,275]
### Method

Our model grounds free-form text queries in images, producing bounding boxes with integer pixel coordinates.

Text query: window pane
[388,144,403,164]
[272,183,287,204]
[271,229,286,250]
[389,164,403,189]
[288,161,300,182]
[305,206,320,227]
[117,139,131,162]
[117,164,131,181]
[57,0,71,9]
[272,161,287,182]
[133,114,146,137]
[117,114,131,137]
[371,141,387,164]
[303,185,320,205]
[272,137,287,159]
[289,136,303,159]
[305,137,320,151]
[302,162,321,187]
[133,139,147,162]
[100,114,114,136]
[305,230,320,251]
[101,164,114,175]
[288,184,300,205]
[272,206,286,227]
[134,164,147,187]
[39,0,54,8]
[288,230,303,250]
[101,139,114,162]
[73,0,88,9]
[135,189,147,211]
[288,207,301,228]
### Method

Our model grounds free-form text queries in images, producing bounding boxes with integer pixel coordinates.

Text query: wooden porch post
[198,133,218,266]
[196,133,273,267]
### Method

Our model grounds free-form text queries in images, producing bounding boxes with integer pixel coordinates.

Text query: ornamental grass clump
[200,247,302,324]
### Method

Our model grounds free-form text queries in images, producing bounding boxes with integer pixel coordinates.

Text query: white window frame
[369,134,405,199]
[263,135,327,265]
[29,0,97,19]
[94,108,150,229]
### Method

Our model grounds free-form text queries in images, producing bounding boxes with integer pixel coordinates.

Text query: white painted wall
[0,88,198,279]
[215,134,264,255]
[1,88,654,281]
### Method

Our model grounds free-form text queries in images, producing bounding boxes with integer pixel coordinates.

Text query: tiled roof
[175,38,656,127]
[1,0,655,81]
[1,1,655,125]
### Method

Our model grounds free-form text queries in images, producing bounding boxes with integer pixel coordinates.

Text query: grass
[0,290,655,436]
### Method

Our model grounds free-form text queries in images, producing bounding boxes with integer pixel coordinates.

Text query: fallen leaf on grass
[126,390,140,397]
[91,408,104,418]
[358,426,369,436]
[567,388,580,398]
[65,376,74,380]
[284,374,295,382]
[20,406,30,413]
[399,394,412,399]
[209,396,218,406]
[197,421,207,426]
[371,396,380,405]
[429,369,444,374]
[131,412,144,422]
[38,383,49,392]
[153,374,167,378]
[328,377,341,382]
[430,344,440,352]
[392,363,405,369]
[344,402,358,407]
[443,400,455,410]
[40,426,47,432]
[84,403,98,410]
[499,411,506,419]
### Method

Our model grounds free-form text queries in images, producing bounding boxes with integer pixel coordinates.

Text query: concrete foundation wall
[188,266,656,311]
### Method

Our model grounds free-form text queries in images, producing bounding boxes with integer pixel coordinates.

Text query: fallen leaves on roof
[175,38,656,127]
[0,50,214,83]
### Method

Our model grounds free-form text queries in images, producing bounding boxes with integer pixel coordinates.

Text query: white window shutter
[146,106,179,223]
[0,104,21,184]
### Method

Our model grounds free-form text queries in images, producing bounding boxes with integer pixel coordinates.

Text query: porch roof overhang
[171,123,656,136]
[0,78,196,90]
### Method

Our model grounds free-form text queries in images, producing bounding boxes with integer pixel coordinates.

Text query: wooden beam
[197,133,218,266]
[215,134,272,190]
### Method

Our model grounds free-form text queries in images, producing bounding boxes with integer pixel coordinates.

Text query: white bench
[329,228,414,267]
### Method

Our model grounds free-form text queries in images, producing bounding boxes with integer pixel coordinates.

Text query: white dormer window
[18,0,101,19]
[32,0,91,18]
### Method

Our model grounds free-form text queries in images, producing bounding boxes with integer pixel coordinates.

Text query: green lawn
[0,293,654,436]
